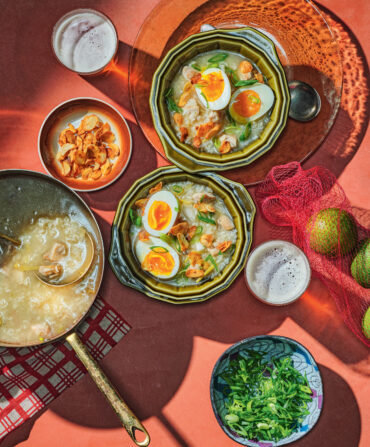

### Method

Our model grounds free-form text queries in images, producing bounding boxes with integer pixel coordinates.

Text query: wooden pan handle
[66,332,150,446]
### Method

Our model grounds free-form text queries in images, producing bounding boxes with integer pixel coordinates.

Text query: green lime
[362,306,370,339]
[307,208,357,257]
[351,239,370,288]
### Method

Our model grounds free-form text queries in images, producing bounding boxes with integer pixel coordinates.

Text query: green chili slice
[129,208,142,227]
[234,79,258,87]
[205,254,218,271]
[208,53,228,63]
[172,185,183,194]
[197,211,216,225]
[150,246,169,253]
[165,88,182,113]
[239,122,252,142]
[191,63,201,71]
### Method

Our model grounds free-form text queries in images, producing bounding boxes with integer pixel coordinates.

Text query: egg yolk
[233,90,261,117]
[200,72,224,102]
[148,201,172,231]
[142,250,175,276]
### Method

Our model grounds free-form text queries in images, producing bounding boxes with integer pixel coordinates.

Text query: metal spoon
[200,24,321,122]
[14,232,95,287]
[288,80,321,122]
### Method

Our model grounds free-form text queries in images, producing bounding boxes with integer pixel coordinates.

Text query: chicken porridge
[166,50,275,154]
[129,180,237,286]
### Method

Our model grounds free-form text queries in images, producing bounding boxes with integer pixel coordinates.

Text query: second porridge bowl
[150,27,290,173]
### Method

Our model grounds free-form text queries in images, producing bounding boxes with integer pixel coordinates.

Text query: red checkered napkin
[0,296,131,440]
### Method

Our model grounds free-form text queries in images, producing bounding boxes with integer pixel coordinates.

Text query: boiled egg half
[195,68,231,111]
[135,237,180,279]
[229,83,275,124]
[142,190,179,237]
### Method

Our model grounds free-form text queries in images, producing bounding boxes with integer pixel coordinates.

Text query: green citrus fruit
[362,306,370,339]
[307,208,357,257]
[351,239,370,288]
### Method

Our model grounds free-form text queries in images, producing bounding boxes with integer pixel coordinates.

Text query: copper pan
[0,169,150,446]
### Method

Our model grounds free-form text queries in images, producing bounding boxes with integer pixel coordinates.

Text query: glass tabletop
[129,0,342,185]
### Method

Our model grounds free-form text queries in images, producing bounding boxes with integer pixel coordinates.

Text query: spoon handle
[66,331,150,446]
[0,232,21,246]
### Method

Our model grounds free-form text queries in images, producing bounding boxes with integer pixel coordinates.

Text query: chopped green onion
[213,136,221,149]
[195,225,203,235]
[172,185,183,194]
[200,92,209,108]
[159,234,172,245]
[205,254,218,271]
[164,87,173,98]
[174,206,180,212]
[226,109,236,126]
[208,53,228,63]
[191,63,201,71]
[165,88,182,113]
[193,83,205,89]
[178,261,190,274]
[239,122,252,142]
[197,211,216,225]
[174,238,181,253]
[250,95,261,104]
[224,123,240,134]
[221,351,313,442]
[225,66,239,85]
[150,246,169,253]
[206,62,220,69]
[234,79,258,87]
[129,208,142,227]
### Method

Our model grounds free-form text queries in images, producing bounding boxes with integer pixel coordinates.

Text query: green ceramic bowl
[109,166,256,304]
[150,27,290,173]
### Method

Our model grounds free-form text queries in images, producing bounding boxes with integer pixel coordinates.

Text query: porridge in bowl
[167,50,275,155]
[129,180,237,286]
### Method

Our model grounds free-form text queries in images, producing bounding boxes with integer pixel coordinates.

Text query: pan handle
[66,331,150,446]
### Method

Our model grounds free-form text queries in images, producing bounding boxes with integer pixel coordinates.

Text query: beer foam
[53,10,117,73]
[246,240,310,304]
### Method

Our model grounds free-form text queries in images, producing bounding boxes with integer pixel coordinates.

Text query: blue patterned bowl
[210,335,323,446]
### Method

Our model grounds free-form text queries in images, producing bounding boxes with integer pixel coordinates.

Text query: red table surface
[0,1,369,446]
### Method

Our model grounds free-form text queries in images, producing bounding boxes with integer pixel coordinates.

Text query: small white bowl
[245,240,311,306]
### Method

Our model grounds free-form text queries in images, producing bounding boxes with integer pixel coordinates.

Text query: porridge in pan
[0,216,100,345]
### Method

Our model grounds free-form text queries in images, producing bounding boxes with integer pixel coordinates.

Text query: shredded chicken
[43,242,67,262]
[217,214,235,231]
[182,65,199,81]
[219,134,237,149]
[38,263,63,279]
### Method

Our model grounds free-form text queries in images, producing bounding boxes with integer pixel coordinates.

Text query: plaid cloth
[0,296,131,440]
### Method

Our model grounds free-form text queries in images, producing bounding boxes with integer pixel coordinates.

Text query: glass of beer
[51,8,118,75]
[245,240,311,306]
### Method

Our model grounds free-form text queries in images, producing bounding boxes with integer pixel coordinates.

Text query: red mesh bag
[256,162,370,346]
